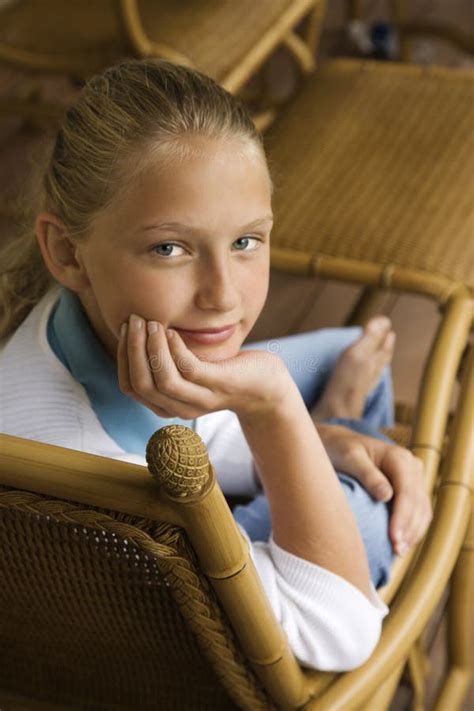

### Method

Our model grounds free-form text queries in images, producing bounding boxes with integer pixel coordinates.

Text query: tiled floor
[0,1,472,709]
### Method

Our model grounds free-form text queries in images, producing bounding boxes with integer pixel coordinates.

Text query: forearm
[237,387,372,600]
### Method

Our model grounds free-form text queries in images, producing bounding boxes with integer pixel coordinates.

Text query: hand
[117,315,291,420]
[315,423,432,557]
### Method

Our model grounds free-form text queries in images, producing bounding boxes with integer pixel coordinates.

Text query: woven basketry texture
[267,59,474,288]
[0,488,274,710]
[139,0,311,81]
[0,0,311,80]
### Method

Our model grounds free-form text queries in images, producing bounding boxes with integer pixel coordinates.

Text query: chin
[190,341,242,363]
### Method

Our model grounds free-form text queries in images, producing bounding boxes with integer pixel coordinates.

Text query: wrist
[236,377,302,426]
[314,421,349,442]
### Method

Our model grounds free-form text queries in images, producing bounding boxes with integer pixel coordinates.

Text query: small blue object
[370,21,399,60]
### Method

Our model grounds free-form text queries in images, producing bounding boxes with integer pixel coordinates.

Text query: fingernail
[120,323,128,338]
[166,329,174,340]
[147,321,158,335]
[374,484,392,501]
[131,315,143,331]
[370,316,391,333]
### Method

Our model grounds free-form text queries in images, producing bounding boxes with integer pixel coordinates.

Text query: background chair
[0,0,327,230]
[0,0,326,132]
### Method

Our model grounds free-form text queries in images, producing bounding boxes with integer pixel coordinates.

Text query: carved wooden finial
[146,425,211,498]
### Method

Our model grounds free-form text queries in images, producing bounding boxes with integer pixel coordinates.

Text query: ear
[35,212,91,291]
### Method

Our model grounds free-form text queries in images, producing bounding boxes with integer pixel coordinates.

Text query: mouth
[174,324,237,345]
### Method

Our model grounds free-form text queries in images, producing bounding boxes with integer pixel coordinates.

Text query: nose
[194,256,240,313]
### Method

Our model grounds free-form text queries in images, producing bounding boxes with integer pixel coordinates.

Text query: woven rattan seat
[0,497,251,709]
[267,59,474,290]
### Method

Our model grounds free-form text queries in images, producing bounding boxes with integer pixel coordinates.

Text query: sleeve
[195,410,261,496]
[238,526,389,672]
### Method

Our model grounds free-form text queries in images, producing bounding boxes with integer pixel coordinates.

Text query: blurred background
[0,1,472,709]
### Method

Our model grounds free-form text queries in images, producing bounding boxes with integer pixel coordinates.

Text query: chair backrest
[0,427,306,710]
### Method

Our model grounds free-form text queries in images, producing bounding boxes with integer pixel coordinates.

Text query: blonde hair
[0,58,263,340]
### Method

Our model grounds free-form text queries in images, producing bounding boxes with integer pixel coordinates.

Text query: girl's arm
[117,319,373,600]
[238,381,373,601]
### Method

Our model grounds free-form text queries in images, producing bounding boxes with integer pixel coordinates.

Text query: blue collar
[47,288,193,456]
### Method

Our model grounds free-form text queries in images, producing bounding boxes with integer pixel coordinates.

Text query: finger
[146,324,215,410]
[127,315,161,396]
[128,317,200,417]
[117,321,175,417]
[385,451,427,554]
[382,330,396,354]
[346,445,394,502]
[398,460,432,550]
[413,494,433,544]
[125,316,190,416]
[166,327,245,389]
[166,328,222,387]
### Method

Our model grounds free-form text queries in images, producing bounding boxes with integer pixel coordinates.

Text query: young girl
[0,58,431,672]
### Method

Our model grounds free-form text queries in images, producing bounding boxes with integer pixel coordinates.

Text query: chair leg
[389,0,412,62]
[304,0,327,58]
[434,498,474,711]
[345,286,396,327]
[407,643,429,711]
[355,659,406,710]
[346,0,362,22]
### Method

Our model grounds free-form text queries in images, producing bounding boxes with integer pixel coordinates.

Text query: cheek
[86,260,176,332]
[244,259,269,316]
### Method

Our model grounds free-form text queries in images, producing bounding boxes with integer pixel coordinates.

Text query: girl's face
[76,136,273,362]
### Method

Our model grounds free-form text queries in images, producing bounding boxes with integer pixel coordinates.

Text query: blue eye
[233,236,260,251]
[153,243,185,257]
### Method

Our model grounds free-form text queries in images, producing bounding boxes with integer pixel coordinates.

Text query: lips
[174,324,237,345]
[177,324,236,334]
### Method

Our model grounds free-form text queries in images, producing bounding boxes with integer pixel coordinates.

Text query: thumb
[349,448,394,502]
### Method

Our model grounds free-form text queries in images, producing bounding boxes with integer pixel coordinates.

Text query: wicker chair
[1,58,473,711]
[0,0,326,131]
[0,427,294,710]
[0,348,472,710]
[261,57,474,709]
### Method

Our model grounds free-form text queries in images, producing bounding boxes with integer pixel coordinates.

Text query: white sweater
[0,287,388,670]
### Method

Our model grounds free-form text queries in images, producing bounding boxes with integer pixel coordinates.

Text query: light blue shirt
[47,288,194,456]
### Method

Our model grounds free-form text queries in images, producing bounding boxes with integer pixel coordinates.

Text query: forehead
[98,136,273,235]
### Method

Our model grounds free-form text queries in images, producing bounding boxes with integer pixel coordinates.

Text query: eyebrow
[138,216,274,234]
